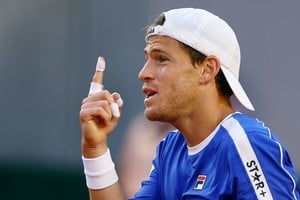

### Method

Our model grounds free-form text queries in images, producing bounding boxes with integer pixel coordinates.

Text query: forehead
[144,35,182,54]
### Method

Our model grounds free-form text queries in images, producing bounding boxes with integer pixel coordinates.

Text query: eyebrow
[144,46,168,56]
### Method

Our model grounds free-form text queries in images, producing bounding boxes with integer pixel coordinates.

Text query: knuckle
[101,90,111,96]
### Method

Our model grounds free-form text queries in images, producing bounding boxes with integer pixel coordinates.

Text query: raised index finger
[88,57,105,95]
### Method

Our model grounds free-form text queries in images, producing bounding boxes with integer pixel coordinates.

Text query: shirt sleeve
[228,129,300,199]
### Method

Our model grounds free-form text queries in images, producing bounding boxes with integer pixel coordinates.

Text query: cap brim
[221,65,255,112]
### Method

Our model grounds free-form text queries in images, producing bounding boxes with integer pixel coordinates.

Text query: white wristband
[82,149,118,190]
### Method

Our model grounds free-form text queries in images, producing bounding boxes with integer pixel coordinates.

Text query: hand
[80,57,123,158]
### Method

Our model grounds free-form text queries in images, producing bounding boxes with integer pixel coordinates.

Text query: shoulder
[222,113,278,146]
[223,113,300,199]
[153,130,188,162]
[221,113,285,162]
[157,129,185,150]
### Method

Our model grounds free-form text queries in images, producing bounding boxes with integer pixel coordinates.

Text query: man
[79,8,299,199]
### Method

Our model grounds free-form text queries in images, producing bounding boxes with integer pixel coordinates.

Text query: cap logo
[146,27,156,38]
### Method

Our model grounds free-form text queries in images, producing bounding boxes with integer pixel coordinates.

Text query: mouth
[142,86,157,100]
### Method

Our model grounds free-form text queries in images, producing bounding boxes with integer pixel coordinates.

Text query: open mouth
[142,87,157,99]
[146,91,156,99]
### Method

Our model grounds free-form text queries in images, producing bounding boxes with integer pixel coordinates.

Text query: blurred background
[0,0,299,199]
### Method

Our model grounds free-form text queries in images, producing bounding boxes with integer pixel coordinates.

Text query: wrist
[81,140,108,158]
[82,148,118,190]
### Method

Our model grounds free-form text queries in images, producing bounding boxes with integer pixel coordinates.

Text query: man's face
[139,35,201,123]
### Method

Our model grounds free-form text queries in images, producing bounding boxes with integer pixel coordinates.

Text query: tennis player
[79,8,300,199]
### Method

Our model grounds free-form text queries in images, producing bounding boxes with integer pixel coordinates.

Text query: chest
[158,145,235,200]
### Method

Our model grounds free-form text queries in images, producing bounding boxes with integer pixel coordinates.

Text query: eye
[155,55,170,67]
[158,56,168,63]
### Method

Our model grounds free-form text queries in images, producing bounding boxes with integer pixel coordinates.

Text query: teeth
[146,93,154,98]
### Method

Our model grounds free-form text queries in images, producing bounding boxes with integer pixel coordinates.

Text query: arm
[80,57,125,200]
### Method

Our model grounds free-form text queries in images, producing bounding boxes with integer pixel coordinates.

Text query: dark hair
[147,13,233,98]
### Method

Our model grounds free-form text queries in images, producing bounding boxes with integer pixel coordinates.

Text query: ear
[197,55,221,84]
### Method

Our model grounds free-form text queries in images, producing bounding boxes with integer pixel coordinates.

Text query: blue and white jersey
[130,112,299,200]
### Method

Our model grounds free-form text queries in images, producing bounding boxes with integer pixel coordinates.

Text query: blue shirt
[130,112,299,199]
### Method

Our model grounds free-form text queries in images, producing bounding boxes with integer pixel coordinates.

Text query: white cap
[146,8,254,112]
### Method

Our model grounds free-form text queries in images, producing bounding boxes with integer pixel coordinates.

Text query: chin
[144,108,159,121]
[144,108,167,122]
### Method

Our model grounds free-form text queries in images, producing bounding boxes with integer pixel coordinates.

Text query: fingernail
[96,57,105,72]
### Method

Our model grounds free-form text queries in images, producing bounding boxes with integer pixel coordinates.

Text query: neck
[173,102,234,147]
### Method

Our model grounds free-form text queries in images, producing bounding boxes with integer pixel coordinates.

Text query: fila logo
[194,175,207,190]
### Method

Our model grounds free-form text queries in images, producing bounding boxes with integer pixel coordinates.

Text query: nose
[138,60,154,82]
